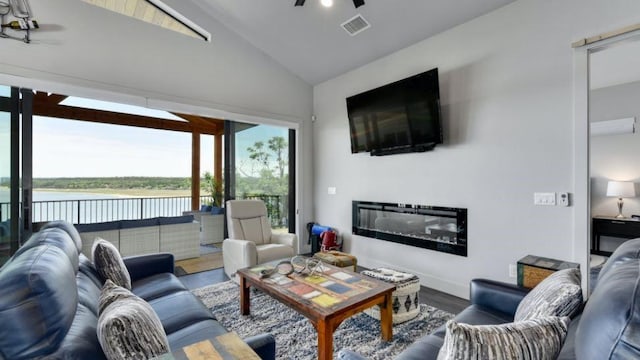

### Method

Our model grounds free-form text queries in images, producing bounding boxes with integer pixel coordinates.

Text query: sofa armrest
[336,349,371,360]
[470,279,530,317]
[123,253,175,282]
[243,333,276,360]
[270,232,297,250]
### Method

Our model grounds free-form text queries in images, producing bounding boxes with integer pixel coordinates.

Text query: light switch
[534,192,556,206]
[327,187,337,195]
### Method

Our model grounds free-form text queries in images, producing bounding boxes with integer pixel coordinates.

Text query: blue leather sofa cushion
[0,245,78,360]
[575,258,640,359]
[148,290,217,334]
[15,228,80,271]
[132,272,188,301]
[597,238,640,283]
[41,220,84,253]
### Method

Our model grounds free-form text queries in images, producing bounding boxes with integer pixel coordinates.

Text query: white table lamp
[606,181,636,218]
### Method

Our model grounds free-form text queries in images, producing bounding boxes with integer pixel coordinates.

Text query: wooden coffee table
[237,260,396,360]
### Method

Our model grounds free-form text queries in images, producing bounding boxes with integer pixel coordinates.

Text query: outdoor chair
[222,199,297,282]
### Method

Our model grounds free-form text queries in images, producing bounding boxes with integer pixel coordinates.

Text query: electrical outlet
[509,264,517,278]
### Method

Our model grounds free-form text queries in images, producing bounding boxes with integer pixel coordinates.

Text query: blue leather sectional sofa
[339,239,640,360]
[0,220,275,359]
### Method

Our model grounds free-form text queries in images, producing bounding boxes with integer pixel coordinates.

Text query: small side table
[156,332,261,360]
[517,255,580,289]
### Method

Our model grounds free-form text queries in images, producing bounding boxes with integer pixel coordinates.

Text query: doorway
[574,28,640,292]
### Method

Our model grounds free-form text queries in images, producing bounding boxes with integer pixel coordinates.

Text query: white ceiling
[193,0,516,85]
[590,37,640,90]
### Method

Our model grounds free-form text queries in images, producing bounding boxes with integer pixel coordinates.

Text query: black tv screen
[346,68,442,156]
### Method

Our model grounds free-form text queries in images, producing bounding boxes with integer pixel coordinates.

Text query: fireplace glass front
[352,201,467,256]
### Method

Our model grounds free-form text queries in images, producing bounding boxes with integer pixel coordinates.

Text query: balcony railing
[0,194,287,227]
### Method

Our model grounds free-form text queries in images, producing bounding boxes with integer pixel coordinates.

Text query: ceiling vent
[341,14,370,36]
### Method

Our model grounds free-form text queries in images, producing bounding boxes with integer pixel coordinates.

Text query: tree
[268,136,287,179]
[239,136,288,196]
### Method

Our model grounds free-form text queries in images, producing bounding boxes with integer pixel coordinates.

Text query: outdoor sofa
[75,215,200,260]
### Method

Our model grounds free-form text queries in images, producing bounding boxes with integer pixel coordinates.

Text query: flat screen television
[346,68,443,156]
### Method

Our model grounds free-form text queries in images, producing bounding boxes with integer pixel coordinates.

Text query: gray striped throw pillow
[92,238,132,290]
[515,268,582,321]
[437,316,570,360]
[97,280,170,360]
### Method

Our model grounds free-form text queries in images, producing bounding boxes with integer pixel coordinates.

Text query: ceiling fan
[295,0,365,8]
[0,0,38,43]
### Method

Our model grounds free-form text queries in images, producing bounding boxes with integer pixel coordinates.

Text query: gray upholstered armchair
[222,199,297,281]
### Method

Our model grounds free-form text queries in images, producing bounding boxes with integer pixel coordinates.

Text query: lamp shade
[606,181,636,198]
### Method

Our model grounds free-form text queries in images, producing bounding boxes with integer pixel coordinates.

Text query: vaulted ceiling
[191,0,517,85]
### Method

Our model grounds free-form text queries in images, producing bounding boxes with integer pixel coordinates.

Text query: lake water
[0,188,195,223]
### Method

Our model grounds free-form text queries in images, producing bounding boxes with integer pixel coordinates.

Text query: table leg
[316,320,333,360]
[240,275,250,315]
[380,293,393,341]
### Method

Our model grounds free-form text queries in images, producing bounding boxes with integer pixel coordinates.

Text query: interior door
[224,121,296,235]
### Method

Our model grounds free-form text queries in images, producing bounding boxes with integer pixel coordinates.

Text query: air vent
[341,14,370,36]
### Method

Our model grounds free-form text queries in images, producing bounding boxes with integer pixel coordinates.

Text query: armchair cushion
[256,243,295,264]
[226,200,272,245]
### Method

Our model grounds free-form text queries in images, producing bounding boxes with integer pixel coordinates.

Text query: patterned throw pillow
[514,268,582,321]
[97,280,170,360]
[437,316,570,360]
[92,238,132,290]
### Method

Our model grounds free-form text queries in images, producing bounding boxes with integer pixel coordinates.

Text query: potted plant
[202,172,224,214]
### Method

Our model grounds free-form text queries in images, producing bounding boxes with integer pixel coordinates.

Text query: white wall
[0,0,315,248]
[590,81,640,218]
[313,0,640,298]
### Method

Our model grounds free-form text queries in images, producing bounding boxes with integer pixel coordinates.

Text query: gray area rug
[192,281,454,360]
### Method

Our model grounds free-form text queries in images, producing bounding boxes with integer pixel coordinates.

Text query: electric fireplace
[352,201,468,256]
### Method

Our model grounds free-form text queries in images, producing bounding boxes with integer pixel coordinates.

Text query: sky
[28,97,288,178]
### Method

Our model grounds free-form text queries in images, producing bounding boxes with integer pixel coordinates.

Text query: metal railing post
[76,200,81,224]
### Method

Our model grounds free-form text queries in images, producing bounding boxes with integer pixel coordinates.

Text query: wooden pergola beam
[32,92,225,135]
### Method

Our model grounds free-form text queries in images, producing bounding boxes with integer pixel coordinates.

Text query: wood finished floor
[175,251,223,274]
[178,264,470,315]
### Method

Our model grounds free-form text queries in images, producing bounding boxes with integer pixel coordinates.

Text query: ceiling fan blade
[353,0,364,8]
[294,0,306,6]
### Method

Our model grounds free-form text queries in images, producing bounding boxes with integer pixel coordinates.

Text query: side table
[156,332,261,360]
[517,255,580,289]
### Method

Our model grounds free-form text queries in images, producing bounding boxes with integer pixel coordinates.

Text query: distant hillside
[31,177,191,190]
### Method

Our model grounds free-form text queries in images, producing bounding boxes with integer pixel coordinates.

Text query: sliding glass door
[225,121,296,234]
[0,86,18,265]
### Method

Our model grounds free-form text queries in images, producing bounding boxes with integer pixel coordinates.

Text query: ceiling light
[320,0,333,7]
